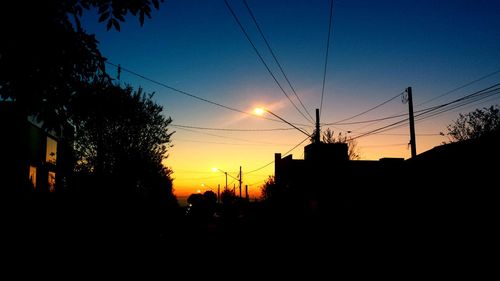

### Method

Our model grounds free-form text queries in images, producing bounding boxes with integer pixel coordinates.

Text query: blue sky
[81,0,500,196]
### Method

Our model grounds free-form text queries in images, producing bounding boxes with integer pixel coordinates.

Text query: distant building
[274,130,499,217]
[271,131,498,249]
[273,142,404,212]
[0,102,71,194]
[406,130,499,211]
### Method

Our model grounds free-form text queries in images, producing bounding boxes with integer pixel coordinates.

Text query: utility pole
[239,166,242,198]
[117,64,121,85]
[315,108,321,144]
[405,87,417,158]
[225,172,228,191]
[217,184,220,204]
[245,185,249,201]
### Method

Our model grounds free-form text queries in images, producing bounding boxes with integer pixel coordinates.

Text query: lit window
[48,171,56,193]
[29,165,37,189]
[46,137,57,164]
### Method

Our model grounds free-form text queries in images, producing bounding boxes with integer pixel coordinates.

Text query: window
[48,171,56,193]
[29,165,37,189]
[46,137,57,164]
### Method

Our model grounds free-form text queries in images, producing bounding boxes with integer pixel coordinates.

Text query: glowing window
[29,165,37,189]
[48,171,56,193]
[46,137,57,164]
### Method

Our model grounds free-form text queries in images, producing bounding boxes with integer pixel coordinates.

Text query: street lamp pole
[265,109,312,138]
[213,167,239,192]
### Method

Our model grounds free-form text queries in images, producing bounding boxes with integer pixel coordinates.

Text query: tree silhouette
[186,191,217,220]
[442,105,500,142]
[260,175,277,200]
[203,190,217,207]
[74,0,164,31]
[0,1,163,132]
[221,188,236,205]
[69,80,175,204]
[322,128,360,160]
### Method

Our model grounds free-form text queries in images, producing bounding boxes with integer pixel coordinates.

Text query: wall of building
[0,102,65,194]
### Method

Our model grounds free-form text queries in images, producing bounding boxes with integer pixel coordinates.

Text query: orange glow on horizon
[165,90,452,205]
[167,121,448,203]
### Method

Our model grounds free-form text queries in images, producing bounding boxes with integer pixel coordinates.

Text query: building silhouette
[272,132,498,245]
[0,101,71,194]
[274,142,404,212]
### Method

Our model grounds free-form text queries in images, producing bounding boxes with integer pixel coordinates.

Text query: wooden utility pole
[315,108,321,144]
[406,87,417,158]
[239,166,242,198]
[245,185,249,201]
[217,184,220,204]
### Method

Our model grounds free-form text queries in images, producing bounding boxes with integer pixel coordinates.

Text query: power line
[329,90,405,124]
[106,61,249,115]
[333,70,500,133]
[467,93,500,110]
[359,143,408,148]
[248,179,266,187]
[245,161,274,175]
[412,87,500,123]
[372,133,441,136]
[171,124,296,132]
[246,135,310,174]
[282,135,310,156]
[350,83,500,140]
[327,78,500,127]
[244,171,273,177]
[377,88,500,135]
[227,178,237,187]
[223,0,313,124]
[349,118,408,140]
[371,93,499,137]
[399,87,500,134]
[175,126,299,146]
[319,0,334,118]
[242,0,314,123]
[325,111,416,126]
[351,85,500,139]
[419,84,500,115]
[416,68,500,108]
[192,174,226,181]
[174,138,294,147]
[174,169,229,174]
[105,61,312,127]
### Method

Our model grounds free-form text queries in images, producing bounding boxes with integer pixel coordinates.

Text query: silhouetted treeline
[2,81,182,248]
[0,1,163,131]
[1,0,184,249]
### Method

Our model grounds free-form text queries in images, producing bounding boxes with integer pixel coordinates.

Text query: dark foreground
[2,184,494,277]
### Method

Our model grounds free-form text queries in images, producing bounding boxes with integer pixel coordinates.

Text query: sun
[254,107,265,116]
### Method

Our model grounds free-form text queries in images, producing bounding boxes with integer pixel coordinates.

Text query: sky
[81,0,500,199]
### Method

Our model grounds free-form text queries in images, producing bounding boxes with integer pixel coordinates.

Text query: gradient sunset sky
[81,0,500,199]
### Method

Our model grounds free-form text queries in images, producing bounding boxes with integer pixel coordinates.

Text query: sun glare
[254,107,265,115]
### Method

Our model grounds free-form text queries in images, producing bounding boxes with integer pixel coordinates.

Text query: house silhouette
[274,142,404,214]
[0,101,71,195]
[271,134,498,251]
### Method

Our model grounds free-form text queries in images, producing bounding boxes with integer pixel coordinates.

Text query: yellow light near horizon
[211,167,218,172]
[254,108,265,116]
